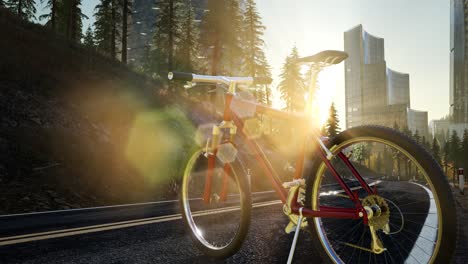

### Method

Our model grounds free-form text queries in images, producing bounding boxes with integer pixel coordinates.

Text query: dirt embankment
[0,8,197,214]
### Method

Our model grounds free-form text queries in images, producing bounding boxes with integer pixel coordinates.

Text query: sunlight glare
[314,67,339,126]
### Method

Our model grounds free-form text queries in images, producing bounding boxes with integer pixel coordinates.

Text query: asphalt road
[0,202,322,264]
[0,181,463,264]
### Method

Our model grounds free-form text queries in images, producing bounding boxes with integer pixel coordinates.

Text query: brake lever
[183,81,196,89]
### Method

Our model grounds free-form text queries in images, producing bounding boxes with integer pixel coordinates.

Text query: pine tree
[199,0,226,75]
[175,0,199,72]
[278,46,304,112]
[376,152,383,173]
[421,135,430,150]
[393,121,400,132]
[94,0,120,58]
[392,122,402,178]
[63,0,87,42]
[152,0,183,76]
[94,0,111,55]
[39,0,59,30]
[222,0,243,75]
[443,140,450,174]
[413,130,420,144]
[6,0,36,21]
[252,53,272,105]
[241,0,271,103]
[462,129,468,170]
[121,0,131,64]
[325,102,340,138]
[431,137,441,165]
[39,0,84,40]
[83,26,95,48]
[449,130,461,176]
[109,0,120,58]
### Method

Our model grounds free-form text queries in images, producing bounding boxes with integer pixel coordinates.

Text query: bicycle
[168,50,456,263]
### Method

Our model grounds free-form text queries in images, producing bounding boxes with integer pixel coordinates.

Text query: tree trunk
[70,0,78,41]
[66,0,76,40]
[18,0,22,17]
[168,0,174,71]
[51,0,56,31]
[111,0,116,59]
[121,0,128,64]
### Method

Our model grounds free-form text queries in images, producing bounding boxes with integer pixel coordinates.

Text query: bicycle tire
[180,149,251,258]
[305,126,456,264]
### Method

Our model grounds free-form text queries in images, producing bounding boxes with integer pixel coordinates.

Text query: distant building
[344,25,425,134]
[429,119,451,140]
[407,108,429,138]
[387,68,410,107]
[449,123,468,137]
[450,0,468,123]
[344,25,388,128]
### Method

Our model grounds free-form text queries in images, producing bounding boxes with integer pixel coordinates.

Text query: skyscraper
[344,25,428,137]
[450,0,468,123]
[344,25,387,128]
[387,68,410,107]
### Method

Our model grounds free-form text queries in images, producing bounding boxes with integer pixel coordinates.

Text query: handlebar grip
[253,76,273,85]
[168,71,193,82]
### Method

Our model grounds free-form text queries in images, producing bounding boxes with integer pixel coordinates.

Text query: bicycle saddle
[296,50,348,66]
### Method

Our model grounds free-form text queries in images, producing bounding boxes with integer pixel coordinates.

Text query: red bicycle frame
[203,92,376,221]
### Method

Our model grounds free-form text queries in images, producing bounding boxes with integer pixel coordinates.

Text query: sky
[256,0,450,128]
[36,0,450,128]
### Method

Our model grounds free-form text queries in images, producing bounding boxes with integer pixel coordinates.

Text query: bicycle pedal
[285,221,296,234]
[284,219,308,234]
[282,179,305,189]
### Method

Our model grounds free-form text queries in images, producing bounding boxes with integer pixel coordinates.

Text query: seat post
[305,67,321,113]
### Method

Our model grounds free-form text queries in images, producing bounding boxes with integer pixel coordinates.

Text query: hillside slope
[0,8,195,214]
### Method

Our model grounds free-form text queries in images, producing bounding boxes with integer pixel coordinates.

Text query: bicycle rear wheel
[180,149,251,258]
[305,126,456,264]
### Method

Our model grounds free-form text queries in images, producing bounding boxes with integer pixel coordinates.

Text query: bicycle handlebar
[253,76,273,85]
[168,71,193,82]
[168,71,272,86]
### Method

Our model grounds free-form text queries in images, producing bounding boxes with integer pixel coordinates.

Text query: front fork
[203,123,237,204]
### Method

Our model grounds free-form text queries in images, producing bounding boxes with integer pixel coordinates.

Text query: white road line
[0,200,281,246]
[0,191,277,218]
[319,180,381,196]
[407,182,438,263]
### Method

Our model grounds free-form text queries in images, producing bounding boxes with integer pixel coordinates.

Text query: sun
[310,67,339,126]
[270,66,340,128]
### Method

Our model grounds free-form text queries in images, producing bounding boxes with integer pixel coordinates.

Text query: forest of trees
[4,0,318,109]
[5,1,466,179]
[320,105,468,181]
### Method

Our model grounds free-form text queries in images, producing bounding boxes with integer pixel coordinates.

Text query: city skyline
[258,0,449,129]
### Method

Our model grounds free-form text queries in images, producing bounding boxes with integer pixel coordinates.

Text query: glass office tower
[450,0,468,123]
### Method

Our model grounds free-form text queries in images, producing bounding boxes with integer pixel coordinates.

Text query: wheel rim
[311,137,443,264]
[181,150,244,250]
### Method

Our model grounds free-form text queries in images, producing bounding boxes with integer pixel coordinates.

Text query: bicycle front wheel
[305,126,456,264]
[180,149,251,258]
